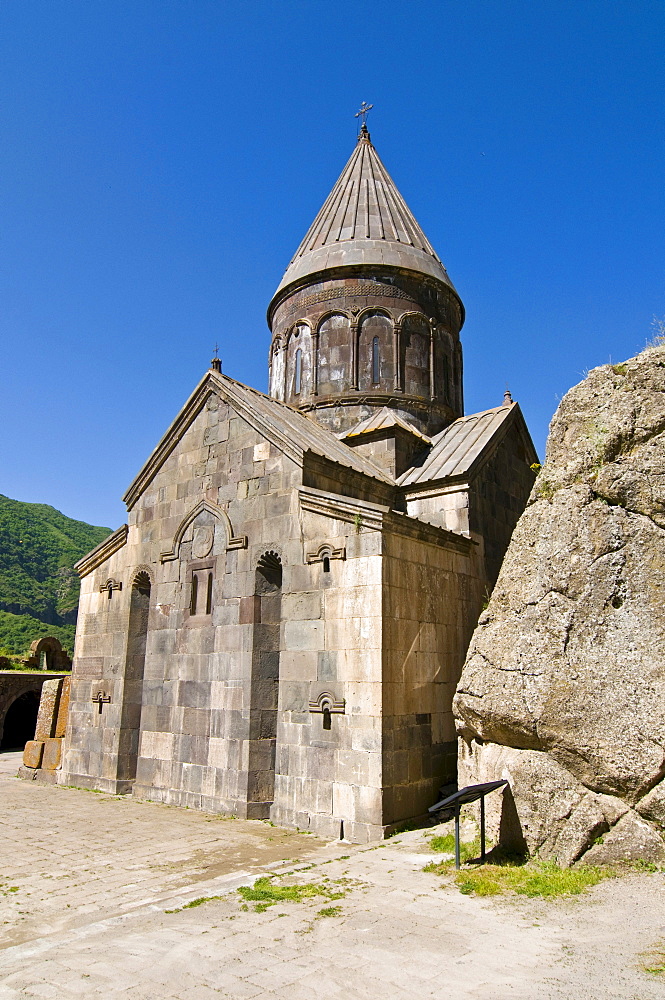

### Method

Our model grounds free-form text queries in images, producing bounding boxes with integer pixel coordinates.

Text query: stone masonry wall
[381,531,485,825]
[468,421,537,588]
[62,390,394,841]
[271,507,383,842]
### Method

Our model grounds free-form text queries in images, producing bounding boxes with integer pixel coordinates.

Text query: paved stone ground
[2,751,665,999]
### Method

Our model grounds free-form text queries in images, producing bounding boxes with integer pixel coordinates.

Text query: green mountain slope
[0,494,111,656]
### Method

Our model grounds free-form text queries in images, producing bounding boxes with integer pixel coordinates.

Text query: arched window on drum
[401,314,430,397]
[287,324,311,402]
[358,311,393,390]
[317,314,350,396]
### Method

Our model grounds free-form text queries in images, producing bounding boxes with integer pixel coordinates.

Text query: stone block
[23,740,44,769]
[34,678,63,740]
[177,680,211,708]
[238,596,260,624]
[181,707,211,737]
[282,591,322,622]
[332,781,355,819]
[42,738,62,771]
[354,783,382,825]
[140,730,175,760]
[54,676,71,738]
[284,619,324,651]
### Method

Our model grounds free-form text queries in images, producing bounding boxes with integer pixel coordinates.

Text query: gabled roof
[123,371,393,510]
[398,403,525,487]
[341,406,432,444]
[270,128,459,306]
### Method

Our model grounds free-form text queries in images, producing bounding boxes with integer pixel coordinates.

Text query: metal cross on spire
[210,342,222,373]
[354,101,374,127]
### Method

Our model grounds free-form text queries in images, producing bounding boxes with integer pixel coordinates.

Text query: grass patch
[183,895,221,909]
[165,894,221,913]
[621,858,662,873]
[317,906,343,918]
[428,833,482,864]
[237,876,346,913]
[427,860,615,898]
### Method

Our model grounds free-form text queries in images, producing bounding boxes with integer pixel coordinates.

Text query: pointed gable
[122,370,394,511]
[398,403,537,487]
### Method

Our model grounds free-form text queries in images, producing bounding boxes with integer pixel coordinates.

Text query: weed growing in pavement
[165,894,222,913]
[237,876,346,913]
[317,906,343,918]
[183,895,221,909]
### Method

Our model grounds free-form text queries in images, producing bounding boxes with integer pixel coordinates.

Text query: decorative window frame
[308,691,346,715]
[185,559,215,622]
[161,499,247,563]
[305,544,346,565]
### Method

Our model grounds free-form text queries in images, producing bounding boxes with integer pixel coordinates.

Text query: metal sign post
[429,780,508,869]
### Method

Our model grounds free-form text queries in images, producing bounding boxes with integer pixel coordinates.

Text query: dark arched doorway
[119,570,151,782]
[1,691,40,750]
[248,551,282,817]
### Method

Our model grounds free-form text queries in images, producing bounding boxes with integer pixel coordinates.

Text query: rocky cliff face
[454,346,665,865]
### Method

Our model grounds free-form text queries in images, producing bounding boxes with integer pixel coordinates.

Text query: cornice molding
[75,524,129,578]
[298,486,472,553]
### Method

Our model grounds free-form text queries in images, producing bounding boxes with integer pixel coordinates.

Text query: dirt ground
[2,750,665,999]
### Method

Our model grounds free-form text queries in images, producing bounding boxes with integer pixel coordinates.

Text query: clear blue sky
[1,0,663,529]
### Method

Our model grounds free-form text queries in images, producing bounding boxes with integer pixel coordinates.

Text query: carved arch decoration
[315,308,352,332]
[131,566,153,591]
[160,499,247,563]
[355,305,393,325]
[285,319,313,345]
[257,549,282,574]
[99,578,122,596]
[308,690,346,715]
[305,543,346,565]
[396,309,431,329]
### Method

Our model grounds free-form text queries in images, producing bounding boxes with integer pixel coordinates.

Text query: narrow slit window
[322,556,331,574]
[294,348,302,394]
[372,336,380,384]
[190,574,198,616]
[205,572,213,615]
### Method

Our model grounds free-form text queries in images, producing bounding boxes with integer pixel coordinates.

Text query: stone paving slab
[3,751,665,998]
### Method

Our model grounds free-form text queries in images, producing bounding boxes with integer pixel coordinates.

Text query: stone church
[61,123,537,842]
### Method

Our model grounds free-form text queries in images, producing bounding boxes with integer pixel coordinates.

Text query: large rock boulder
[454,346,665,865]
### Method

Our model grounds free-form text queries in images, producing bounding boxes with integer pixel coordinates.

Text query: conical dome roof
[271,127,458,305]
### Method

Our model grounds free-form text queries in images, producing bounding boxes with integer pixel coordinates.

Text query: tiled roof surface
[214,373,394,485]
[398,405,515,486]
[273,130,458,297]
[341,407,432,443]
